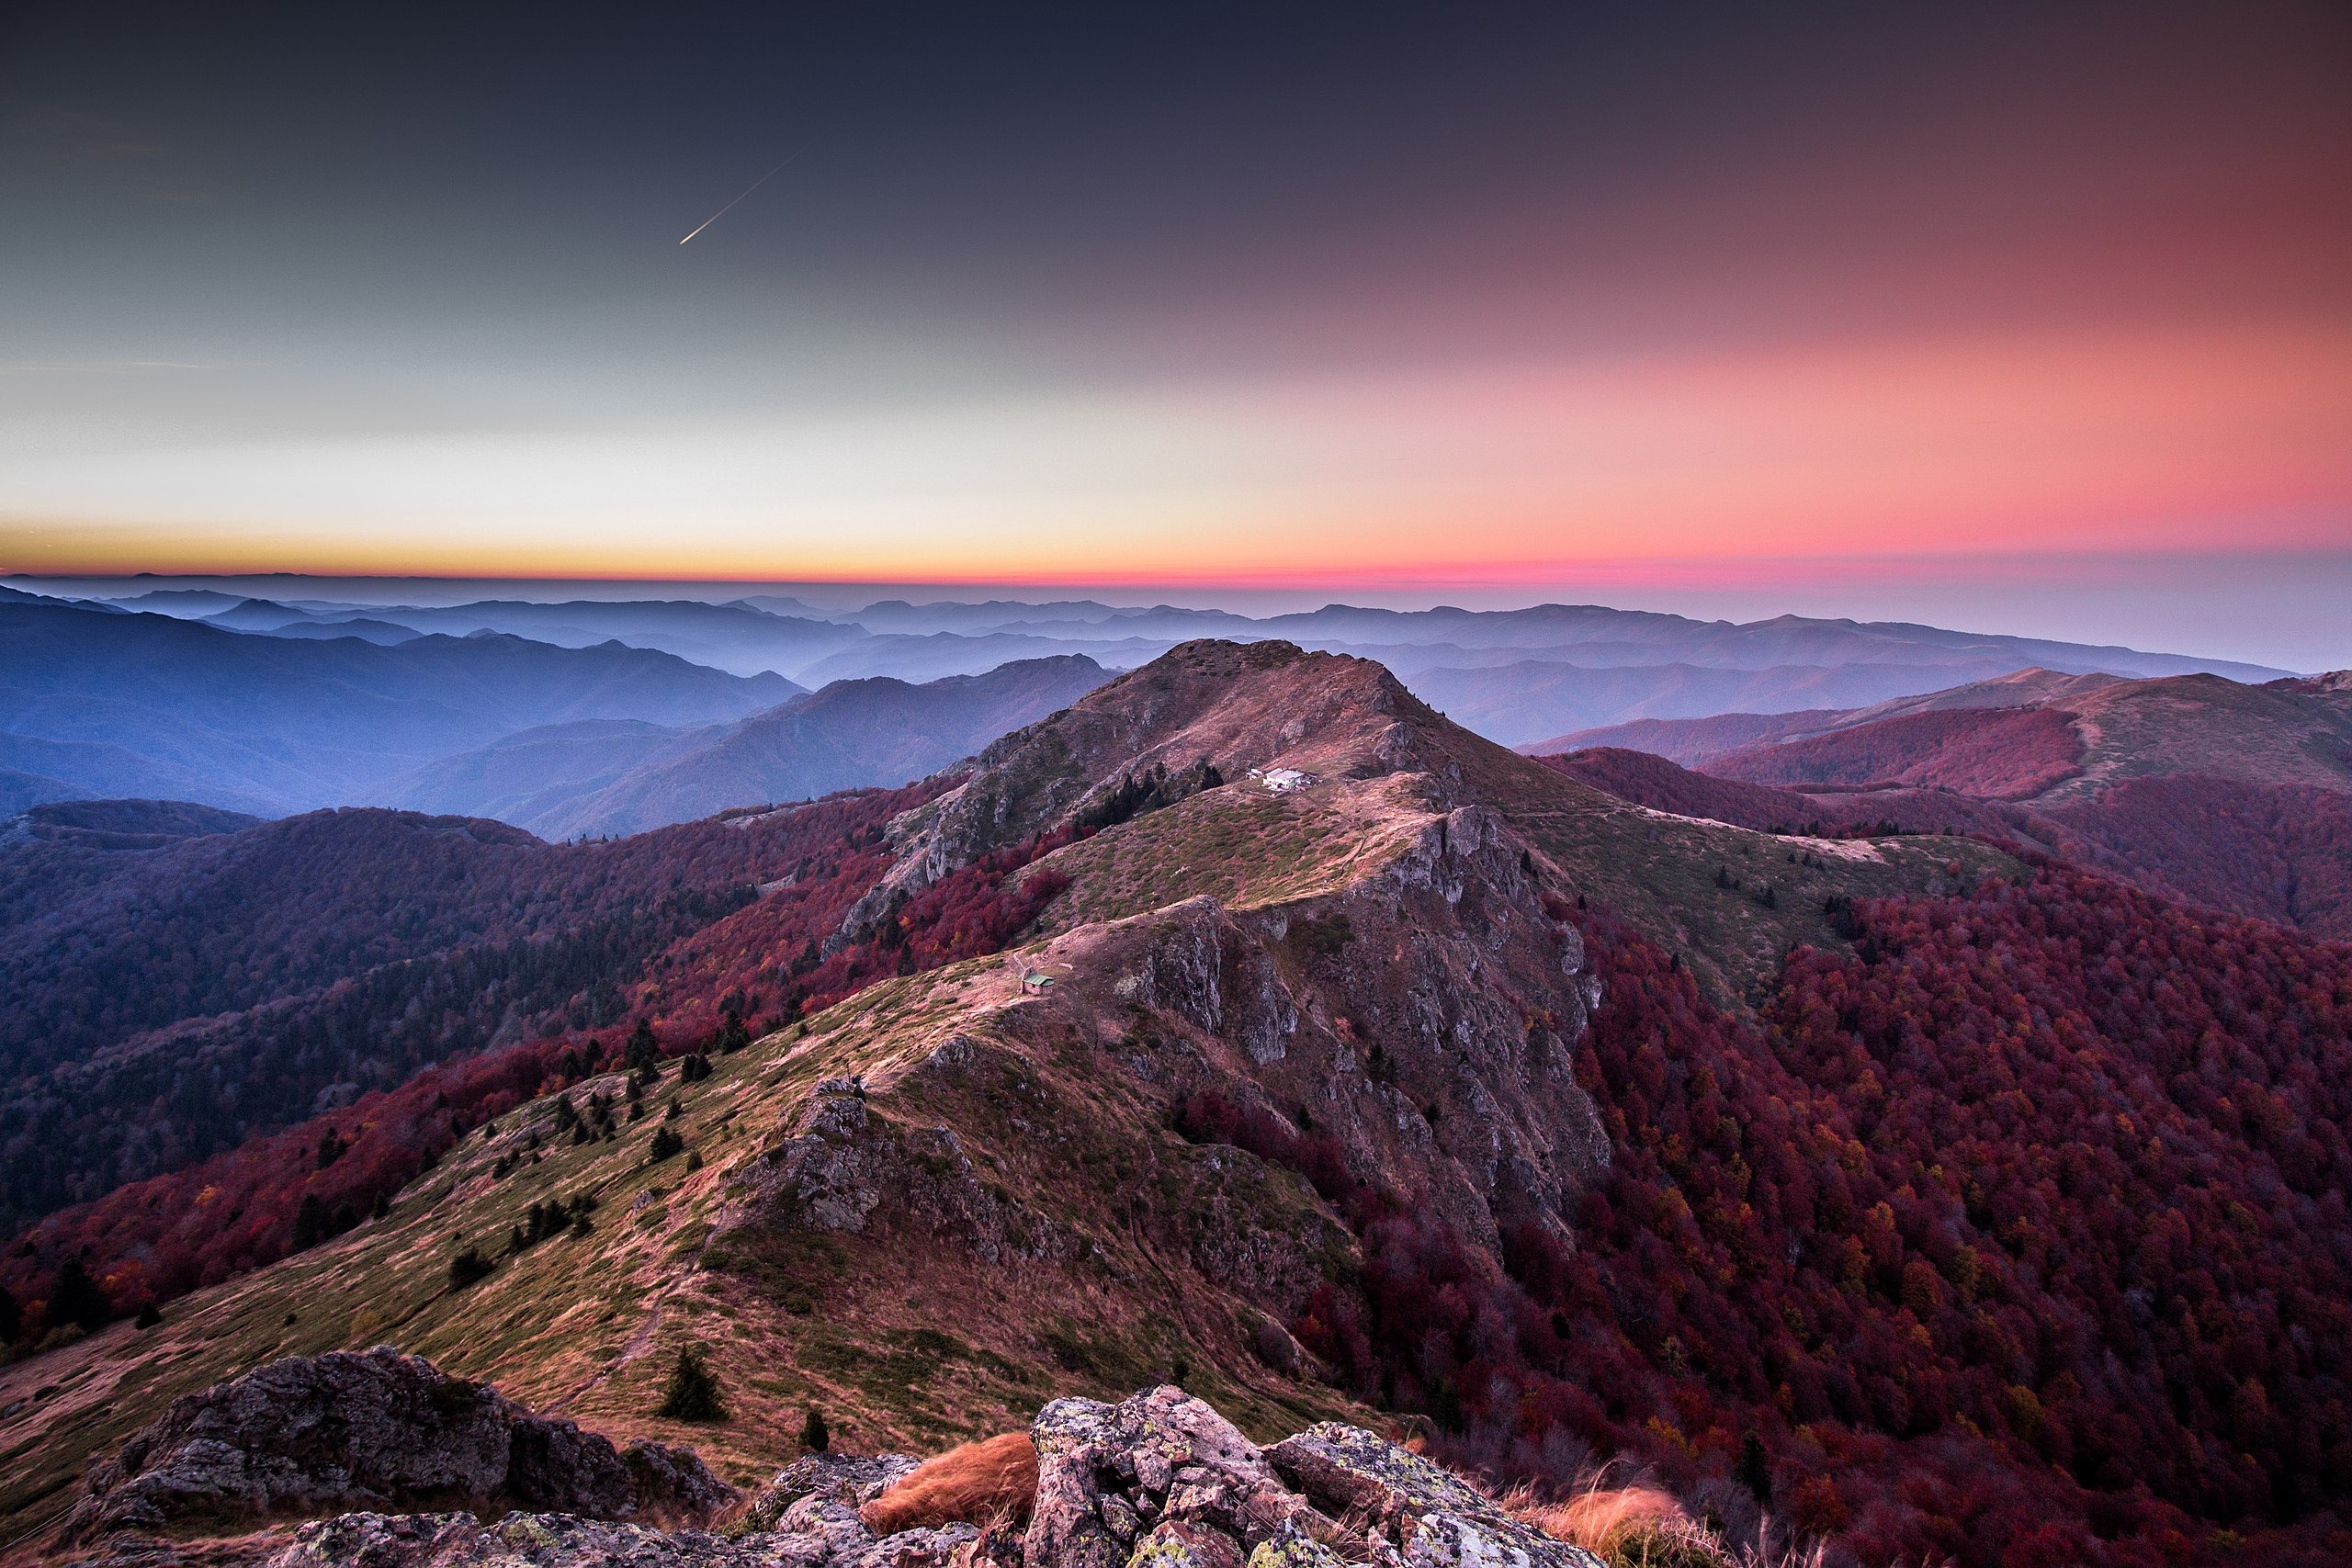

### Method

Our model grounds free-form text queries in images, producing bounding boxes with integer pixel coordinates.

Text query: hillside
[1526,667,2124,761]
[1708,705,2086,799]
[0,790,939,1236]
[4,641,2346,1567]
[1408,659,2075,749]
[1539,668,2352,941]
[1531,748,1832,832]
[379,718,699,828]
[504,656,1115,840]
[1708,671,2352,805]
[0,600,803,814]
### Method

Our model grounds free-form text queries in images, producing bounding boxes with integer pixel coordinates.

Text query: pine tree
[0,1283,19,1344]
[51,1256,111,1331]
[656,1346,727,1421]
[625,1019,660,1075]
[1736,1431,1773,1502]
[800,1404,830,1452]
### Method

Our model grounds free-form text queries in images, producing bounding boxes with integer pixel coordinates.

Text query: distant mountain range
[0,598,801,815]
[52,581,2289,745]
[389,655,1115,839]
[0,580,2309,844]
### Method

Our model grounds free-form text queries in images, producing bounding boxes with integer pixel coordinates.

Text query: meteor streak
[678,153,798,244]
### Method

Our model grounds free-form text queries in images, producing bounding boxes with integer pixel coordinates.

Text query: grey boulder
[62,1348,733,1543]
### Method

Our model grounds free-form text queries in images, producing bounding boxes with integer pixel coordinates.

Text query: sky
[3,2,2348,665]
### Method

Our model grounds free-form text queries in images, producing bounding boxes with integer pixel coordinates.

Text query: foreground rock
[60,1367,1600,1568]
[268,1511,976,1568]
[1024,1389,1601,1568]
[1266,1424,1597,1568]
[62,1348,733,1545]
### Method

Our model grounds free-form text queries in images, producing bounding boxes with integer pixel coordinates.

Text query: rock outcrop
[1265,1424,1598,1568]
[711,1076,1074,1268]
[62,1348,733,1545]
[59,1371,1604,1568]
[1021,1389,1602,1568]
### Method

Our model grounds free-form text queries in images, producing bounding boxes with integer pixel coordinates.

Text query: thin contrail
[678,152,798,244]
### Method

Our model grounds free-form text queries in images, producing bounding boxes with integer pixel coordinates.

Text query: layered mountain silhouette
[65,581,2289,743]
[0,598,803,815]
[389,656,1115,839]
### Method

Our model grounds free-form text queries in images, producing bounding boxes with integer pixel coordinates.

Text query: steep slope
[850,642,2009,1010]
[2027,776,2352,938]
[0,729,281,817]
[5,641,2343,1566]
[0,601,804,814]
[0,791,935,1235]
[0,768,92,817]
[1578,668,2352,804]
[529,657,1117,840]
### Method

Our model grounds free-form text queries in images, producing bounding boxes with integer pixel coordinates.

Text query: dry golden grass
[1505,1479,1746,1568]
[860,1431,1040,1533]
[1512,1483,1686,1550]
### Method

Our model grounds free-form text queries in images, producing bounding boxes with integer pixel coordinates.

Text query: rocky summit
[53,1355,1600,1568]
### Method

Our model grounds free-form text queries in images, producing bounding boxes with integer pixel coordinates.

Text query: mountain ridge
[2,640,2346,1567]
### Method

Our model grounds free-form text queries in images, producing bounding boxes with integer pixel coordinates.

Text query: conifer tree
[51,1257,111,1331]
[625,1019,660,1075]
[656,1346,727,1421]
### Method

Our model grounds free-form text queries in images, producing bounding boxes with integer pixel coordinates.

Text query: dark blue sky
[3,2,2347,665]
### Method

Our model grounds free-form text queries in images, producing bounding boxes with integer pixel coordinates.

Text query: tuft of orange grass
[1517,1483,1686,1551]
[1513,1481,1754,1568]
[861,1432,1040,1534]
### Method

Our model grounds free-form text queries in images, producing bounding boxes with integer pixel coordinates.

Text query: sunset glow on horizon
[3,2,2346,649]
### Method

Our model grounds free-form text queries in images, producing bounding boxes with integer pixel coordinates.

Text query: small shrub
[800,1404,830,1452]
[649,1126,684,1162]
[447,1247,494,1290]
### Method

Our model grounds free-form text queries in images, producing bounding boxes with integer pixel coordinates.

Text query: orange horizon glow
[8,316,2346,584]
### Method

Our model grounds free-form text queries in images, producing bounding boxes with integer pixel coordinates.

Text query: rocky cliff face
[57,1361,1603,1568]
[706,788,1609,1354]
